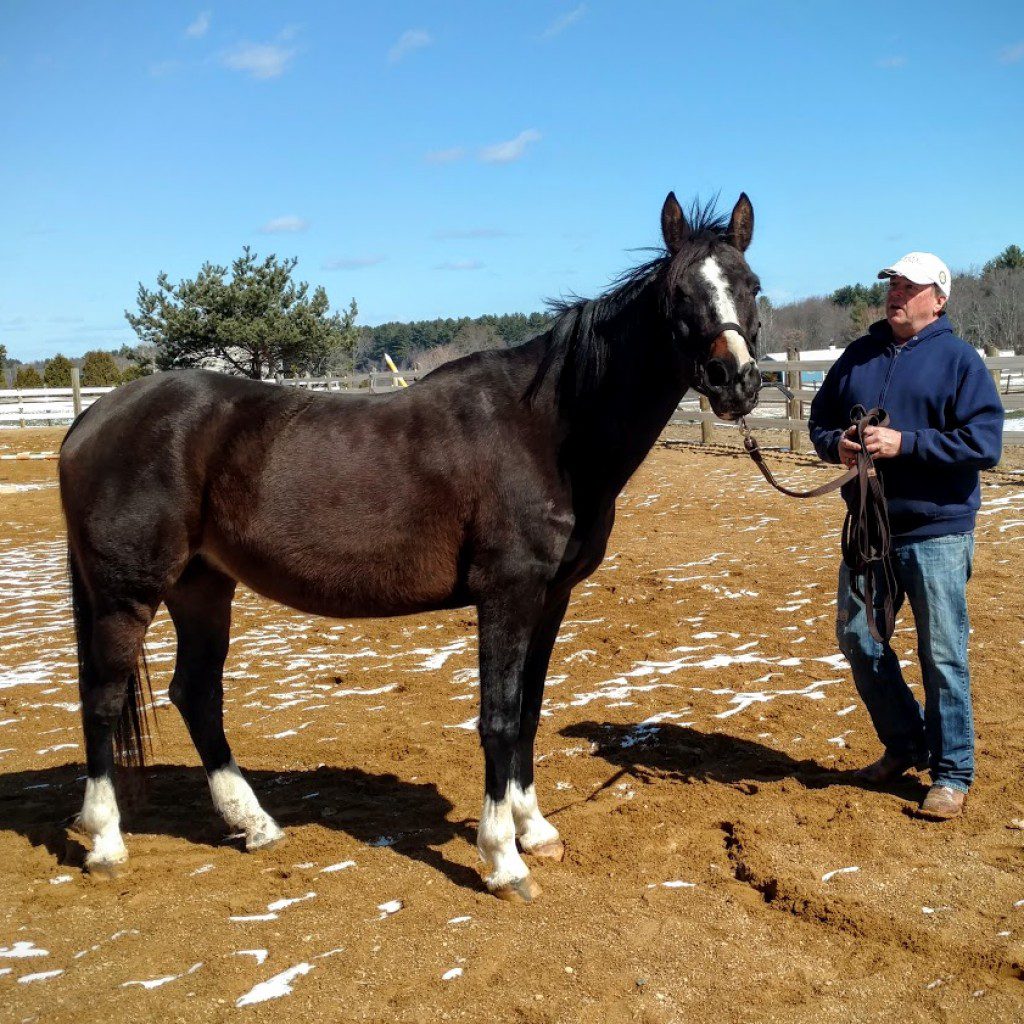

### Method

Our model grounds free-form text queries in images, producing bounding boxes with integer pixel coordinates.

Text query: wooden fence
[4,358,1023,444]
[669,353,1024,448]
[0,368,114,427]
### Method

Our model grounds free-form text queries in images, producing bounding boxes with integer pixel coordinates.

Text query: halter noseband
[685,320,762,398]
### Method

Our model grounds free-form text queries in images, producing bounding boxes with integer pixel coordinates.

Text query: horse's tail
[68,547,153,769]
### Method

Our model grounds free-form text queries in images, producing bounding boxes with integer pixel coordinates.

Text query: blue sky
[2,1,1022,361]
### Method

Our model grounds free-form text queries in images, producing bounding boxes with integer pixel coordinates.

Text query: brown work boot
[853,751,927,786]
[916,785,966,821]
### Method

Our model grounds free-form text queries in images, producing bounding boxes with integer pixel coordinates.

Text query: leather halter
[687,320,754,398]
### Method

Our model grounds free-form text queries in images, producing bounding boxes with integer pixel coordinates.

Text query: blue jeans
[835,532,975,793]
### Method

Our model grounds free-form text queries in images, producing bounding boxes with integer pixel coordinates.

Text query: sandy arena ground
[2,424,1024,1024]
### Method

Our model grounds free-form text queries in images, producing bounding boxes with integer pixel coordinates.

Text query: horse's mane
[527,198,732,408]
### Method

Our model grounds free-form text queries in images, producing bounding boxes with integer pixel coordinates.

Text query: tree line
[3,244,1021,388]
[0,346,153,389]
[759,245,1024,355]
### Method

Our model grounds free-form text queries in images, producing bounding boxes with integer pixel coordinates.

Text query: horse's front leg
[476,585,547,902]
[509,595,569,862]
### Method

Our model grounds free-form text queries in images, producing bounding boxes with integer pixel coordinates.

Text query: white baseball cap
[878,251,952,297]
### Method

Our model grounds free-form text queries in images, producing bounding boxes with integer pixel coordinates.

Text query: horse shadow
[0,762,482,890]
[559,720,930,802]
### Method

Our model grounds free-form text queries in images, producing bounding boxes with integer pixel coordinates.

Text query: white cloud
[479,129,541,164]
[999,42,1024,64]
[425,146,466,165]
[186,11,211,39]
[222,42,298,80]
[389,29,432,64]
[875,55,907,69]
[436,260,484,271]
[259,216,310,233]
[149,60,181,78]
[323,256,387,270]
[542,4,586,40]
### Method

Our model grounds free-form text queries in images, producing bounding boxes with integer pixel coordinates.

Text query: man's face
[886,275,945,339]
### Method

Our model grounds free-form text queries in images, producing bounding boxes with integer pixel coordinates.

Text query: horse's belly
[202,534,466,619]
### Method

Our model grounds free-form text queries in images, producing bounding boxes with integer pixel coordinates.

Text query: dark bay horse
[59,192,762,900]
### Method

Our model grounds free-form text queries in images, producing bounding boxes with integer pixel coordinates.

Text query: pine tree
[80,350,122,386]
[126,247,358,379]
[14,366,43,388]
[43,353,74,387]
[984,245,1024,273]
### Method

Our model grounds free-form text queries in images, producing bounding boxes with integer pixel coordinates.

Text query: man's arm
[808,358,847,464]
[897,358,1004,468]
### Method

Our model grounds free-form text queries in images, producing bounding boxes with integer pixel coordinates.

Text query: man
[808,252,1004,820]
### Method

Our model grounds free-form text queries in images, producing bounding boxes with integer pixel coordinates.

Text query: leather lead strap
[742,407,896,643]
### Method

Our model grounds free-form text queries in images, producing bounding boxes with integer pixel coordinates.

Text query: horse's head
[660,192,761,420]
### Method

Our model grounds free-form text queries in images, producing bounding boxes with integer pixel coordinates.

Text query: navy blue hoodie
[808,314,1004,539]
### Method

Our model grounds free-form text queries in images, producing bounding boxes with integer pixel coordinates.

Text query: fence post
[786,346,801,453]
[699,394,713,444]
[983,344,1002,392]
[71,367,82,417]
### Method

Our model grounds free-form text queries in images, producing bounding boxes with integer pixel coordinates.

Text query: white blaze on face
[699,256,754,368]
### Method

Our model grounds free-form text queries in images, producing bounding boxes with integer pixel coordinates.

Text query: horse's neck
[562,293,691,504]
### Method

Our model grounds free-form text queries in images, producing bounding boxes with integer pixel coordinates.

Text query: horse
[58,191,762,901]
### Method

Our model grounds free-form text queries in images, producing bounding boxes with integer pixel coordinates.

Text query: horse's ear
[661,192,691,254]
[728,193,754,252]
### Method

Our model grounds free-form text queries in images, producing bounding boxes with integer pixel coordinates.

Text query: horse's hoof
[524,839,565,862]
[492,875,542,904]
[84,857,126,881]
[246,824,285,852]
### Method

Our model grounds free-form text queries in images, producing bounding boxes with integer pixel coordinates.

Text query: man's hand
[838,433,861,468]
[840,424,903,465]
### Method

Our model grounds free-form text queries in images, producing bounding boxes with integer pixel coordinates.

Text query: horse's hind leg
[74,581,156,875]
[165,557,284,852]
[510,596,569,862]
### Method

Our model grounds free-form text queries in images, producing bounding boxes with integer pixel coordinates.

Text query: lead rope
[740,406,897,643]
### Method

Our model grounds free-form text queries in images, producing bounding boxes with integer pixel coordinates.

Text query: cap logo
[939,271,947,284]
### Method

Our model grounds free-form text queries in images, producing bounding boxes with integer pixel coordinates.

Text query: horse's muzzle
[703,359,760,421]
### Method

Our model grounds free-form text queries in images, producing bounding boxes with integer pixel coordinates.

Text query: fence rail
[0,367,113,425]
[3,357,1023,443]
[669,353,1024,447]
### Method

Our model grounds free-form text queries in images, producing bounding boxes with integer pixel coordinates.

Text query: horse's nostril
[738,363,760,389]
[705,359,730,388]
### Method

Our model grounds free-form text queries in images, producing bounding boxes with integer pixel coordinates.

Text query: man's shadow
[0,762,481,890]
[560,721,929,802]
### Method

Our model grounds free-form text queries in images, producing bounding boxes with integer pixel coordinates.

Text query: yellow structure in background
[383,353,409,388]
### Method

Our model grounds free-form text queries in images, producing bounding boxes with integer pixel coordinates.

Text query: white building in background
[764,345,1015,390]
